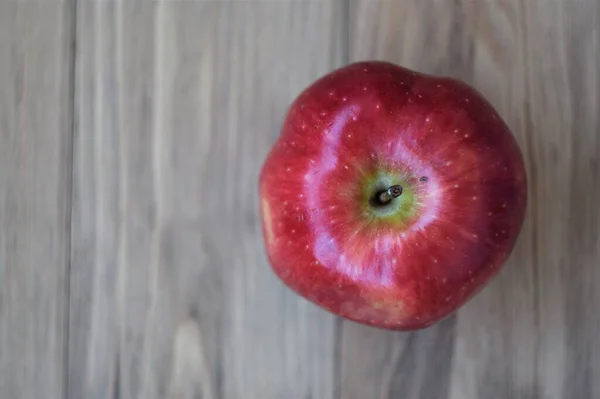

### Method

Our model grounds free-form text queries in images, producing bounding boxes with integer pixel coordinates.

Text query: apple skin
[259,61,527,330]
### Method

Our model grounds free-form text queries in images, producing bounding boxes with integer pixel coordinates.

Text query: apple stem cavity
[376,185,403,205]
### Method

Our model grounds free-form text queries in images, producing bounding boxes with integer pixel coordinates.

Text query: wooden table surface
[1,1,599,398]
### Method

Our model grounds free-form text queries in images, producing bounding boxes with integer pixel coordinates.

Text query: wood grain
[0,2,72,399]
[0,0,598,398]
[69,2,346,398]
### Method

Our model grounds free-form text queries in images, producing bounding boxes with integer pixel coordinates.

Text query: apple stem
[377,185,403,205]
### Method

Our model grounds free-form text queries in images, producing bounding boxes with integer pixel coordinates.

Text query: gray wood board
[345,1,600,399]
[69,2,346,399]
[0,2,73,399]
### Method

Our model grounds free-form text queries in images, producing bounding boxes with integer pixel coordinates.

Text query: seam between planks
[64,0,78,396]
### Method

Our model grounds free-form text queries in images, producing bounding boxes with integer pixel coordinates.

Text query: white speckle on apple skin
[342,97,347,102]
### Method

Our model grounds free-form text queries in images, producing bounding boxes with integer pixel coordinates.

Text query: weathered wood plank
[345,1,599,398]
[342,1,472,398]
[0,2,72,399]
[446,2,538,397]
[450,2,599,398]
[69,2,345,398]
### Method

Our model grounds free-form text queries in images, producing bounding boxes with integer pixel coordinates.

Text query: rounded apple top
[259,61,527,330]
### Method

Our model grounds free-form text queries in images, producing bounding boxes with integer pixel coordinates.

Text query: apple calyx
[359,169,421,228]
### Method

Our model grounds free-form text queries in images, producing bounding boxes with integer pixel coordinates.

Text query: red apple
[258,61,527,330]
